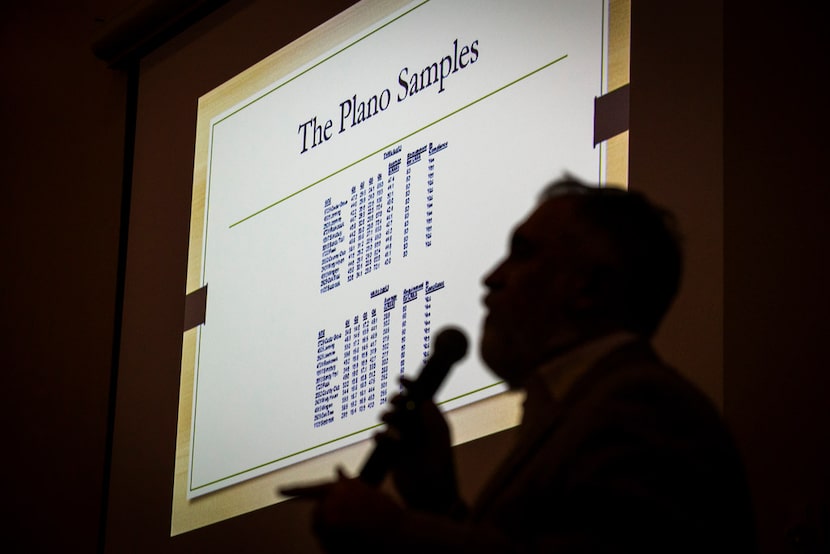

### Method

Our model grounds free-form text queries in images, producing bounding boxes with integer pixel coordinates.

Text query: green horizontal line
[190,382,504,492]
[228,53,568,229]
[212,0,431,128]
[191,421,383,492]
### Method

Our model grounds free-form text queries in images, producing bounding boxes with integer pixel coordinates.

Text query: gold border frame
[606,0,631,188]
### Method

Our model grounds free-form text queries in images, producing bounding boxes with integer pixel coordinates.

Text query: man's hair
[540,176,683,336]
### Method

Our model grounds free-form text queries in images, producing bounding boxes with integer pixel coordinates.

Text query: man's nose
[483,260,506,290]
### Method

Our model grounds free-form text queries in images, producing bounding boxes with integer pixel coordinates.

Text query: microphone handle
[358,436,396,486]
[357,327,467,485]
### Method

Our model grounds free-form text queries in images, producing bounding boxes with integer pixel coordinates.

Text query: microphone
[358,327,468,485]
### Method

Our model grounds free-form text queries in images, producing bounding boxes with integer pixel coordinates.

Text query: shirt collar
[520,331,639,434]
[535,331,639,401]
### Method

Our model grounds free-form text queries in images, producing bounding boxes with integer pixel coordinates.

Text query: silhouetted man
[285,177,756,553]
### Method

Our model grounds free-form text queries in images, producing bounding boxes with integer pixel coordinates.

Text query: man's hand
[282,468,403,553]
[379,378,465,516]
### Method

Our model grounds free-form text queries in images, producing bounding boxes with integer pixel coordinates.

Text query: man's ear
[568,266,615,314]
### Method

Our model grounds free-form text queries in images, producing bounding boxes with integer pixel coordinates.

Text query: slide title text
[297,38,480,154]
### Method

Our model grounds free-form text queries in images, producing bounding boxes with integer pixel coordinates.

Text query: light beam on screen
[172,0,629,535]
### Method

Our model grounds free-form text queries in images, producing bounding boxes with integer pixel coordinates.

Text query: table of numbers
[310,139,451,429]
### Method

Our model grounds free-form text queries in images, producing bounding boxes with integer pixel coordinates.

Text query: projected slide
[174,0,628,534]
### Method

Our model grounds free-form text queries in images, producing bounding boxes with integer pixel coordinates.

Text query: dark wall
[2,3,126,552]
[723,5,828,553]
[3,1,827,553]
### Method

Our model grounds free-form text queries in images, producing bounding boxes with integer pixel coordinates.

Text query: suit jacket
[396,340,756,553]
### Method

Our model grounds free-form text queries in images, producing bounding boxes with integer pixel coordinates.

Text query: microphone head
[433,327,469,363]
[405,327,469,402]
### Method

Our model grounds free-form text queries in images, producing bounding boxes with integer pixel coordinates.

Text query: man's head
[480,177,682,388]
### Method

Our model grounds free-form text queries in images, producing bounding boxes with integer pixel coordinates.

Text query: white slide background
[187,0,609,498]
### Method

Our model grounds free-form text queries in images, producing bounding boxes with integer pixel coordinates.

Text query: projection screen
[173,0,629,535]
